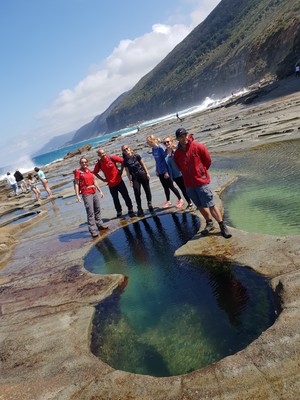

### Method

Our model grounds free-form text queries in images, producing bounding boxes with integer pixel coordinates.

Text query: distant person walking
[163,135,193,211]
[14,170,28,193]
[146,134,183,209]
[93,148,135,218]
[295,64,300,78]
[27,173,41,201]
[174,127,232,239]
[74,156,108,238]
[6,172,18,196]
[176,112,183,122]
[34,167,53,197]
[121,144,153,216]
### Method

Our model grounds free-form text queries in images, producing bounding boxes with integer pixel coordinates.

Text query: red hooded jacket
[174,135,211,188]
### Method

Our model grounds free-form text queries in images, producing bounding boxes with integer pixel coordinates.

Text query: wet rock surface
[0,76,300,399]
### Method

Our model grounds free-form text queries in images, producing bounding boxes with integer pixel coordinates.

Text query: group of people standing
[5,167,52,201]
[74,127,231,239]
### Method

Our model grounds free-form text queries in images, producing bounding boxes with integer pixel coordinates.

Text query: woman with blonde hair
[122,144,153,217]
[146,134,183,208]
[163,135,193,211]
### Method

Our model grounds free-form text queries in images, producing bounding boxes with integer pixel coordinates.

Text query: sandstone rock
[63,144,92,159]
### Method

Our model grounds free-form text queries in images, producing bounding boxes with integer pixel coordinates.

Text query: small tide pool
[85,213,276,377]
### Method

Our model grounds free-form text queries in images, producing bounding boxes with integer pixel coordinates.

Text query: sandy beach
[0,76,300,399]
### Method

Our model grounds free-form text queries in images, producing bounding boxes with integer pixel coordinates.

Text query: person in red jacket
[74,156,108,238]
[93,148,135,218]
[174,128,231,239]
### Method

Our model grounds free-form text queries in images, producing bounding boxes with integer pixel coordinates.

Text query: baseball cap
[175,128,187,138]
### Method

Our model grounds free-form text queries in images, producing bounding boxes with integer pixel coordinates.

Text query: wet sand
[0,76,300,399]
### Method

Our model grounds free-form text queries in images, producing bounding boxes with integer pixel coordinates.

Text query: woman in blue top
[34,167,53,198]
[146,134,183,208]
[163,135,193,211]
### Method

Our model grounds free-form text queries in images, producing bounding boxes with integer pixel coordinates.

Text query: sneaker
[91,233,99,238]
[219,222,232,239]
[137,209,144,217]
[162,201,172,208]
[116,212,122,218]
[98,225,109,231]
[128,210,136,217]
[176,199,184,208]
[185,203,194,211]
[201,220,215,236]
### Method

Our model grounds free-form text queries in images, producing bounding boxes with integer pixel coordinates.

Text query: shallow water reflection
[215,139,300,236]
[85,214,276,377]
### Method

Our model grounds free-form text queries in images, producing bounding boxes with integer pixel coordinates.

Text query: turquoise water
[215,139,300,236]
[85,213,276,377]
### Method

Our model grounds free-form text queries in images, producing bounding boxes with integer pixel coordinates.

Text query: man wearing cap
[174,128,232,238]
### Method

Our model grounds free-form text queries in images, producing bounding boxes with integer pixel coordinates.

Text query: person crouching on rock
[74,156,108,238]
[27,173,41,202]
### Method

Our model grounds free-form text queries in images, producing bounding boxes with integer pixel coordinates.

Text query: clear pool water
[215,139,300,236]
[85,213,276,377]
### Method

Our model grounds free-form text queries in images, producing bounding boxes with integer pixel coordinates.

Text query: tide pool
[85,213,276,377]
[215,139,300,236]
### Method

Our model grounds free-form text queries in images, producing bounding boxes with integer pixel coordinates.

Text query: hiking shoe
[219,222,232,239]
[91,233,99,238]
[186,203,194,210]
[162,201,172,208]
[137,209,144,217]
[116,212,122,218]
[128,210,136,217]
[176,199,184,208]
[201,220,215,236]
[98,225,109,231]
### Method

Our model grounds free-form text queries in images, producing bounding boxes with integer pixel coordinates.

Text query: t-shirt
[37,170,46,180]
[93,155,123,187]
[152,144,168,174]
[74,168,96,195]
[123,154,145,177]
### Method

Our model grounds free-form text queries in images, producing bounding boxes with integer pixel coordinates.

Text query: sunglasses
[123,147,130,151]
[163,141,170,145]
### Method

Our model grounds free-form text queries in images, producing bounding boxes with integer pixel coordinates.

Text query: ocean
[0,91,246,181]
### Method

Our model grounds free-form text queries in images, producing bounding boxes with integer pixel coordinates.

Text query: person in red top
[93,148,135,218]
[74,156,108,238]
[174,128,231,239]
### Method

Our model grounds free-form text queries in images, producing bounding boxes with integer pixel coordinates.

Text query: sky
[0,0,221,169]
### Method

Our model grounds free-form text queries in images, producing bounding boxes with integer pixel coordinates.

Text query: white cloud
[35,22,190,140]
[1,0,222,168]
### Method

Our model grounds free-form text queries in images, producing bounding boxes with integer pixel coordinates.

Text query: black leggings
[158,174,181,201]
[174,176,192,204]
[132,173,152,210]
[109,180,133,213]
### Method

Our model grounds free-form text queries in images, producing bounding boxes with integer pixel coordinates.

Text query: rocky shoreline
[0,76,300,399]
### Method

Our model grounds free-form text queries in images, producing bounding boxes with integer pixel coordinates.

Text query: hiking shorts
[186,184,215,208]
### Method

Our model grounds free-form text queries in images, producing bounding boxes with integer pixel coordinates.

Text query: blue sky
[0,0,221,168]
